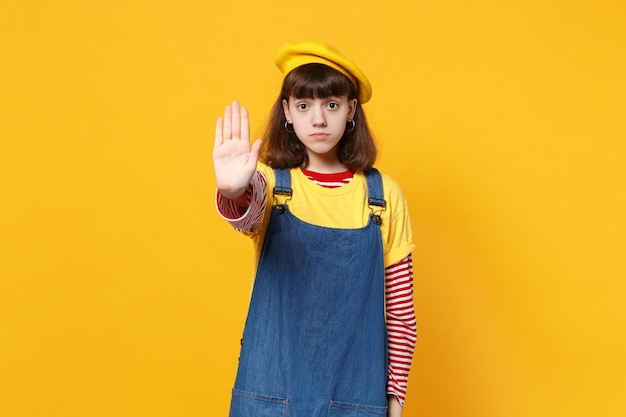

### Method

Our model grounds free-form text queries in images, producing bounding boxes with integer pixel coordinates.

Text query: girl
[213,42,416,417]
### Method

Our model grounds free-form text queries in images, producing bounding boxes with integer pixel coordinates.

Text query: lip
[310,132,330,140]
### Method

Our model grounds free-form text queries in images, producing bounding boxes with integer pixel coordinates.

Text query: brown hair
[259,63,378,171]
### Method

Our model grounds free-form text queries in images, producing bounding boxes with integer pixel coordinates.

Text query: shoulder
[359,168,411,217]
[256,162,274,180]
[367,169,408,205]
[256,162,299,181]
[256,162,278,192]
[380,172,404,194]
[368,169,415,265]
[382,173,411,218]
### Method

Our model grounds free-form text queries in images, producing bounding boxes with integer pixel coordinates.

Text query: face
[283,95,357,169]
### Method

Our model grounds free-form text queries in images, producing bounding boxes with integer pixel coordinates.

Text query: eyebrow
[292,95,344,100]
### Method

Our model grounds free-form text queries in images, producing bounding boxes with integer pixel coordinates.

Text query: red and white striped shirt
[216,169,416,406]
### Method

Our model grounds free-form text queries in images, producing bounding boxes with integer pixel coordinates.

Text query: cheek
[333,118,349,133]
[291,122,308,140]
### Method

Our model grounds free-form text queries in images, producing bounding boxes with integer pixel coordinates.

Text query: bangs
[282,63,355,99]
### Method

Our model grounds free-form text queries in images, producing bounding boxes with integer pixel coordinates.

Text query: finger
[223,105,232,140]
[214,117,223,147]
[231,100,241,140]
[240,105,250,142]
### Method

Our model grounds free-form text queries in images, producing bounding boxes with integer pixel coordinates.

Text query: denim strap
[273,168,293,199]
[364,168,386,209]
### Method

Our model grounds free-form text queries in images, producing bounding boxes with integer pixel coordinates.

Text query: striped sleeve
[385,254,417,406]
[215,170,267,233]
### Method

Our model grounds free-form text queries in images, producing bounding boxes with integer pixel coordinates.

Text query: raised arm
[213,100,263,206]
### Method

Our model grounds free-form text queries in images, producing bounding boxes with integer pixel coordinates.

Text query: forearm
[388,395,403,417]
[215,170,267,232]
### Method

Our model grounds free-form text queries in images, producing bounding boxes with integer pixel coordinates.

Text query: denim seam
[232,388,288,404]
[329,400,387,413]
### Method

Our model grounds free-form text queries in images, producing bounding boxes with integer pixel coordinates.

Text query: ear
[348,98,358,120]
[282,99,291,122]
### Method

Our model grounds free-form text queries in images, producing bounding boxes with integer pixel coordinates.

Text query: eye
[327,102,339,109]
[296,103,308,110]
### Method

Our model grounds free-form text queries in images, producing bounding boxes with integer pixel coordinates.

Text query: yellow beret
[275,42,372,104]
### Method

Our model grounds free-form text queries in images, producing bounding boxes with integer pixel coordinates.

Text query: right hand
[213,100,263,200]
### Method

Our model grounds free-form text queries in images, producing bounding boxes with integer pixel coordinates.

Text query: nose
[312,105,327,127]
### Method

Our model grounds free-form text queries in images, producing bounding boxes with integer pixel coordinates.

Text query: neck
[305,152,346,174]
[304,161,347,174]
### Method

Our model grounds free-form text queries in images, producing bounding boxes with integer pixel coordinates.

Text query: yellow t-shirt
[248,163,415,269]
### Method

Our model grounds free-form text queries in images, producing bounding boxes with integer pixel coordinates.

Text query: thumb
[248,138,263,164]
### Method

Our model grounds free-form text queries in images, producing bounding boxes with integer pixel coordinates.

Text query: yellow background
[1,1,625,416]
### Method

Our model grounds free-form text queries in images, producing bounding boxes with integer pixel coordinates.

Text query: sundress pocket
[230,389,288,417]
[327,400,387,417]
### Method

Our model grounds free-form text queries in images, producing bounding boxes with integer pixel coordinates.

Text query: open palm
[213,101,262,200]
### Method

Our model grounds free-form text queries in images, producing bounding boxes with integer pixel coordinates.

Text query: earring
[284,121,295,133]
[345,120,356,133]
